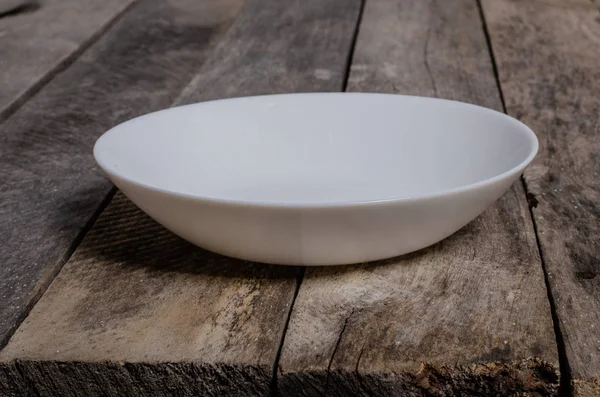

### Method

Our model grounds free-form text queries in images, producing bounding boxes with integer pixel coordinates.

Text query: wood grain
[0,0,243,350]
[175,0,361,104]
[1,193,298,396]
[278,0,560,395]
[481,0,600,394]
[0,0,135,122]
[0,0,362,395]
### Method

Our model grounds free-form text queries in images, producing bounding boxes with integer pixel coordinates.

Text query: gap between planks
[481,0,600,394]
[341,0,367,92]
[0,187,116,351]
[475,0,573,394]
[0,0,139,124]
[269,1,367,394]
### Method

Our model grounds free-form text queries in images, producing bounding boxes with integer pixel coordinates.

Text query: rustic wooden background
[0,0,599,395]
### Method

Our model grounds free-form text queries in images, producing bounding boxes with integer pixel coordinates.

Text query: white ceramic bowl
[94,93,537,266]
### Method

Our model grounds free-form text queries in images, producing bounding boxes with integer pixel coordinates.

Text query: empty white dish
[94,93,538,266]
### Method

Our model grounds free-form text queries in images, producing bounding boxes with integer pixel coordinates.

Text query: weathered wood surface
[0,0,362,395]
[0,193,298,396]
[176,0,361,104]
[278,0,560,395]
[481,0,600,395]
[0,0,244,352]
[0,0,135,123]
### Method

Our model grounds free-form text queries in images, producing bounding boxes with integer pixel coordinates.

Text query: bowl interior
[94,93,537,204]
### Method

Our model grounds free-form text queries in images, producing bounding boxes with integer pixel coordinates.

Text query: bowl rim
[93,92,539,208]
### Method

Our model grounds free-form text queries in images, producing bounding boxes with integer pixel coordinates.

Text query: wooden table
[0,0,598,395]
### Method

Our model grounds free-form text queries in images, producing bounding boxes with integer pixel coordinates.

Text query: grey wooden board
[175,0,361,104]
[481,0,600,394]
[0,193,298,396]
[0,0,244,350]
[278,0,560,395]
[0,0,136,123]
[0,0,363,395]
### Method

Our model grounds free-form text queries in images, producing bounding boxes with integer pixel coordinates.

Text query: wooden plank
[0,0,362,395]
[277,0,560,395]
[1,193,299,396]
[0,0,136,122]
[480,0,600,394]
[175,0,361,104]
[0,0,244,351]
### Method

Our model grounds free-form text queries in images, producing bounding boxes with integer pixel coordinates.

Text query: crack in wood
[324,308,356,396]
[271,267,305,397]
